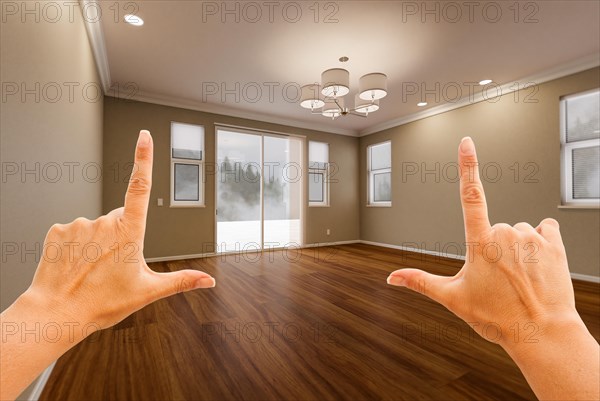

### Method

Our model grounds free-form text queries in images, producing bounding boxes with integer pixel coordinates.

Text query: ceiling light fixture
[124,14,144,26]
[417,102,428,107]
[355,95,380,114]
[300,84,325,110]
[300,67,387,120]
[479,79,492,85]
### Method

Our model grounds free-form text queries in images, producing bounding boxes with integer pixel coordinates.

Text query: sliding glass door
[216,127,303,252]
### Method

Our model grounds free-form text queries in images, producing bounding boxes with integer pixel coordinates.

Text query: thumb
[387,268,451,306]
[150,269,216,300]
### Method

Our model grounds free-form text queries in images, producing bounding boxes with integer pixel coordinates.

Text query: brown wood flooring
[40,244,600,401]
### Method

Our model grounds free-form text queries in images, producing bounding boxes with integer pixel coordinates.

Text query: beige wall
[103,98,360,258]
[0,9,103,310]
[360,67,600,277]
[0,7,104,399]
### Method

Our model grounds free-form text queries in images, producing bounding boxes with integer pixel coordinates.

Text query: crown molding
[107,89,359,137]
[359,53,600,137]
[80,0,111,93]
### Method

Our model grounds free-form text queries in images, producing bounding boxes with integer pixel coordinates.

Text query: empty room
[2,1,600,400]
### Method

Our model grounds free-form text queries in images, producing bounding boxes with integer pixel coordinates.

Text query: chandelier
[299,67,387,119]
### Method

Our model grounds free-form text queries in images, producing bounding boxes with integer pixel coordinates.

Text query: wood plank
[40,244,598,401]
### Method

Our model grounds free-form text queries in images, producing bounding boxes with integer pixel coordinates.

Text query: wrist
[11,289,92,349]
[500,310,589,360]
[0,290,92,401]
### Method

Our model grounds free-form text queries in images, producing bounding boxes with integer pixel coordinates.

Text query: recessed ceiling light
[124,14,144,26]
[339,56,349,62]
[479,79,492,85]
[417,102,428,107]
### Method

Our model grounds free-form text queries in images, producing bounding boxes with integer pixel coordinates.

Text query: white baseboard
[28,362,56,401]
[570,273,600,284]
[303,240,361,248]
[360,240,467,260]
[145,252,216,263]
[359,240,599,283]
[145,240,361,263]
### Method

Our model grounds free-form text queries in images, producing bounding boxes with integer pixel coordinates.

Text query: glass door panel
[263,135,302,247]
[216,129,262,252]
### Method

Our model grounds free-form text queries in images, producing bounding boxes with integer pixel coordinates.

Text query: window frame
[560,89,600,208]
[170,121,205,208]
[367,140,392,207]
[308,141,330,207]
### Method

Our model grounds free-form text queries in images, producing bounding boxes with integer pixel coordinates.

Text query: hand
[1,130,215,401]
[387,137,581,348]
[386,137,599,400]
[23,130,215,333]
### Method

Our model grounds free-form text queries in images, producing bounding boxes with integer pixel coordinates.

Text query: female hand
[27,130,215,330]
[388,137,577,343]
[387,137,599,401]
[2,130,215,400]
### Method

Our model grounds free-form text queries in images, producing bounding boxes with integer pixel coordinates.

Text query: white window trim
[308,164,330,207]
[170,122,205,208]
[367,140,392,207]
[560,91,600,208]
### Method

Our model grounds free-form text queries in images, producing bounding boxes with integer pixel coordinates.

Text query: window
[171,122,204,207]
[367,141,391,206]
[308,141,329,206]
[560,89,600,207]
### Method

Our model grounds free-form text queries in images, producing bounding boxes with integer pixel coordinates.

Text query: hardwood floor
[40,244,599,401]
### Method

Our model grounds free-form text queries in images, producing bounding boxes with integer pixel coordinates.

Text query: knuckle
[491,223,513,235]
[460,155,477,165]
[111,207,125,217]
[71,217,92,229]
[95,215,109,226]
[406,276,426,295]
[462,184,484,204]
[492,223,511,230]
[49,223,65,234]
[129,176,152,194]
[46,224,67,242]
[174,277,195,294]
[541,218,559,228]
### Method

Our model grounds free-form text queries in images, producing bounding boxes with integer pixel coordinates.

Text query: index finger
[123,130,153,231]
[458,137,491,240]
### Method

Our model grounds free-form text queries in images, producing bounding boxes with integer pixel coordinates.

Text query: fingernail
[138,130,151,145]
[460,137,474,155]
[387,274,404,286]
[195,277,216,289]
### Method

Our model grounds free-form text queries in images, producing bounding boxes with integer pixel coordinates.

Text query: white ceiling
[98,1,600,136]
